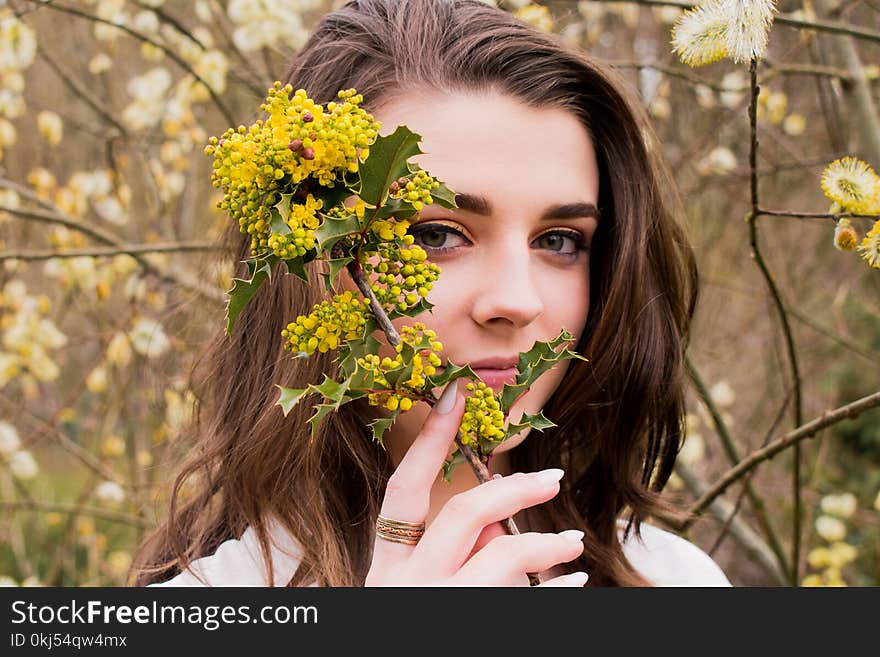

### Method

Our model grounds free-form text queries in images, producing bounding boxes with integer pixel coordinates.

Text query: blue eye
[409,223,589,260]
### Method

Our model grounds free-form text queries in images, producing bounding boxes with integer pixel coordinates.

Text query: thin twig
[688,390,880,518]
[0,202,224,303]
[685,357,789,576]
[0,242,224,261]
[27,0,236,126]
[745,59,803,586]
[0,500,150,529]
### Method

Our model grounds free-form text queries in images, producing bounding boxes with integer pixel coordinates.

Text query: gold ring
[375,514,426,546]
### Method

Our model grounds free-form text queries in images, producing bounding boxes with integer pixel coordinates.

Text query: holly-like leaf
[337,329,381,378]
[358,126,423,206]
[225,254,279,336]
[328,255,354,289]
[313,213,361,255]
[386,297,435,321]
[269,207,290,236]
[285,256,309,283]
[430,179,457,209]
[441,449,467,482]
[499,329,588,413]
[425,362,480,392]
[368,415,396,447]
[308,403,336,440]
[276,385,309,417]
[502,410,557,443]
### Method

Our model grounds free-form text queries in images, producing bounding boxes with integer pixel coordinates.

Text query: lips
[434,365,518,392]
[471,367,518,391]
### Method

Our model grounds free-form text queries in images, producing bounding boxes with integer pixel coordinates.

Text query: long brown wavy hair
[132,0,698,587]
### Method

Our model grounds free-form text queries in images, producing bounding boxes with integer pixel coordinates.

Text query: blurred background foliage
[0,0,878,587]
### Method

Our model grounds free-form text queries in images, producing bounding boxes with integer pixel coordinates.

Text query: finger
[538,572,590,587]
[468,521,507,560]
[411,470,564,578]
[453,530,585,586]
[371,380,465,573]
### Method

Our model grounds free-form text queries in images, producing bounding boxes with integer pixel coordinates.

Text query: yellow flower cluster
[281,290,370,355]
[821,157,880,215]
[857,221,880,269]
[820,157,880,268]
[364,242,441,313]
[357,323,443,411]
[389,170,440,212]
[267,193,323,259]
[459,380,506,446]
[205,83,380,256]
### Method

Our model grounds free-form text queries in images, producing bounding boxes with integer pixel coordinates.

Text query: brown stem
[346,259,542,585]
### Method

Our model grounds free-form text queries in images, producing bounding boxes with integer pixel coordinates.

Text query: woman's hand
[364,380,589,587]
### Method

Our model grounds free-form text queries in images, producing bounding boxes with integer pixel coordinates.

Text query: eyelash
[407,223,590,260]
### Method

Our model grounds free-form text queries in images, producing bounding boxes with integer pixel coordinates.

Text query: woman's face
[341,88,600,462]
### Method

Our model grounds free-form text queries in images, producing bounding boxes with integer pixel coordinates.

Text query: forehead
[372,88,600,211]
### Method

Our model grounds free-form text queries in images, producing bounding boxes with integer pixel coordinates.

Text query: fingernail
[533,468,564,487]
[435,380,459,414]
[567,571,589,586]
[558,529,585,543]
[492,473,503,480]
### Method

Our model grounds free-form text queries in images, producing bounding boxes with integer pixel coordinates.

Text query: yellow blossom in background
[815,515,847,542]
[101,435,126,458]
[86,366,109,394]
[820,492,857,519]
[106,551,132,581]
[128,317,171,359]
[106,332,133,367]
[46,512,62,527]
[136,450,153,468]
[833,218,859,252]
[514,4,553,33]
[678,432,705,465]
[725,0,777,64]
[0,420,20,455]
[821,157,880,214]
[36,110,63,146]
[0,14,37,71]
[94,480,126,505]
[783,113,806,137]
[8,450,38,480]
[857,220,880,269]
[88,53,113,75]
[672,0,729,67]
[672,0,777,67]
[698,146,737,176]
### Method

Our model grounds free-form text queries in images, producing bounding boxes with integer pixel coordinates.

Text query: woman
[133,0,730,587]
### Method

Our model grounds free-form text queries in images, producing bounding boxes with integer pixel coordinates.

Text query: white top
[149,518,732,587]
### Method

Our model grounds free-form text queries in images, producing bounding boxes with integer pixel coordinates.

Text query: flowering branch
[0,202,224,303]
[0,242,224,261]
[344,259,542,584]
[744,58,804,585]
[687,390,880,519]
[23,0,236,126]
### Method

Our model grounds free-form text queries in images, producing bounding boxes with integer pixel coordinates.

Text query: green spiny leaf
[314,213,361,255]
[308,403,336,440]
[368,415,396,447]
[503,410,557,442]
[225,255,278,336]
[276,385,308,417]
[358,126,423,206]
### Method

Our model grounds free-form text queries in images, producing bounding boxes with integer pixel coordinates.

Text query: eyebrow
[452,192,601,222]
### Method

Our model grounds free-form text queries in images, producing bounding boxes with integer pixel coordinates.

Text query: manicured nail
[435,380,458,414]
[492,473,503,480]
[533,468,564,487]
[567,571,589,586]
[558,529,585,543]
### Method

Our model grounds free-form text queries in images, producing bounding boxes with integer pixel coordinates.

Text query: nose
[469,236,544,329]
